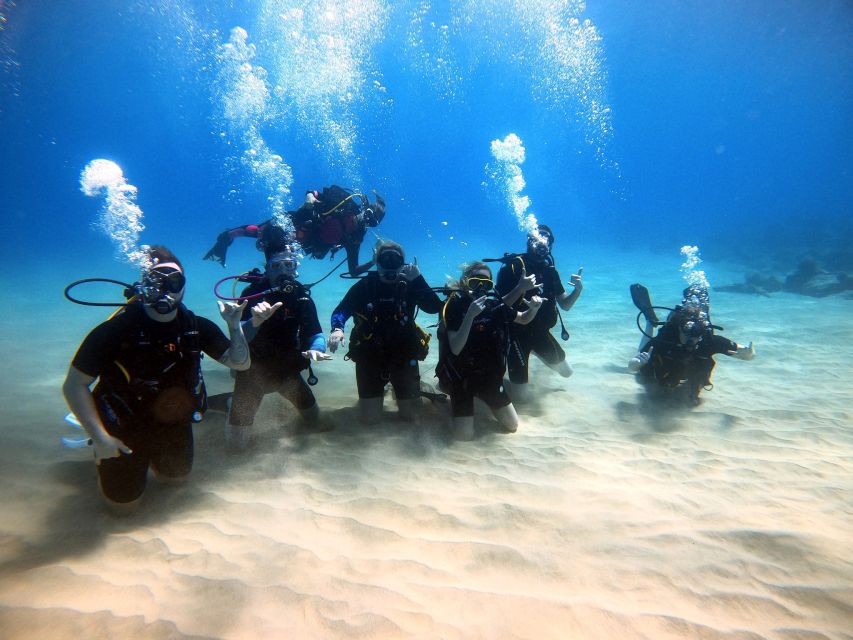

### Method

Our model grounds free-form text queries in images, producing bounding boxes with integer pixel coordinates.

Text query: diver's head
[362,193,386,227]
[526,224,554,260]
[460,262,494,298]
[374,239,405,283]
[674,305,710,347]
[266,246,300,287]
[141,246,185,317]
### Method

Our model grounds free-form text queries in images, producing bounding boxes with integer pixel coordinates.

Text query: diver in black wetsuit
[224,245,332,450]
[327,239,442,422]
[62,246,261,507]
[494,224,583,401]
[628,283,755,405]
[436,262,544,440]
[203,186,385,275]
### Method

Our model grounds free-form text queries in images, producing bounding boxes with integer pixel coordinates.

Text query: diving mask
[141,266,185,314]
[464,275,494,296]
[267,250,299,286]
[376,249,404,281]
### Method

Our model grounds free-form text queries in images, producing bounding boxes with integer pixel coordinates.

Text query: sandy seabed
[0,252,851,640]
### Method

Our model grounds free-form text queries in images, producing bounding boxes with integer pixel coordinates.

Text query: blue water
[2,0,850,282]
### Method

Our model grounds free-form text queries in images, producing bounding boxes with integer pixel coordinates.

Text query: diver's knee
[492,404,518,433]
[358,397,383,423]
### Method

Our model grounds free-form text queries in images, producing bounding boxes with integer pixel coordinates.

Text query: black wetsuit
[228,278,324,427]
[71,304,229,503]
[331,272,441,400]
[437,293,517,418]
[495,253,567,384]
[637,322,737,401]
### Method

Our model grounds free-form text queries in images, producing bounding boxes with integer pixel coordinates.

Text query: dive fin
[630,283,659,325]
[61,436,92,448]
[64,412,82,428]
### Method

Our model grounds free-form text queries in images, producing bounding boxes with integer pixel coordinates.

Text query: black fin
[630,283,659,325]
[206,392,233,414]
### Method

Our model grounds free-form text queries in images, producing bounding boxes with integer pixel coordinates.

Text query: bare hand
[93,433,132,463]
[328,328,345,353]
[399,257,421,282]
[302,350,333,362]
[251,300,283,327]
[527,295,544,311]
[218,300,248,328]
[569,266,584,291]
[517,267,537,294]
[467,295,488,320]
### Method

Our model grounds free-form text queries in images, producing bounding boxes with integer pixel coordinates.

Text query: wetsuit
[71,304,229,503]
[495,253,567,384]
[331,272,441,400]
[437,293,518,418]
[637,322,738,401]
[228,278,324,426]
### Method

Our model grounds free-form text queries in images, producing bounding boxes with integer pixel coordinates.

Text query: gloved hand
[328,328,345,353]
[250,301,283,327]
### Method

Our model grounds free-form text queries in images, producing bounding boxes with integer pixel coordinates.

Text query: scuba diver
[493,224,583,401]
[223,244,332,450]
[327,239,442,422]
[628,283,756,405]
[62,246,262,508]
[436,262,544,440]
[203,185,386,275]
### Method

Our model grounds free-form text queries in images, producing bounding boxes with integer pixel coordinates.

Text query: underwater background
[0,2,851,639]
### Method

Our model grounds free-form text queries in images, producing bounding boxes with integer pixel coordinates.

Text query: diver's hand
[93,432,132,462]
[466,296,488,320]
[302,350,333,362]
[250,301,283,327]
[628,348,652,372]
[527,295,544,311]
[569,266,584,292]
[218,300,248,328]
[400,257,421,282]
[733,341,756,361]
[516,267,537,294]
[328,328,345,353]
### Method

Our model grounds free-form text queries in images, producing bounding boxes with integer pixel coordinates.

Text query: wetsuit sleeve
[410,275,442,314]
[703,334,738,356]
[197,316,230,361]
[495,263,518,297]
[299,298,324,350]
[70,319,122,378]
[502,303,519,324]
[330,280,364,330]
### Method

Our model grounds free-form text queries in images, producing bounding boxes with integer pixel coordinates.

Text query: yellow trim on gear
[113,360,131,383]
[319,193,368,217]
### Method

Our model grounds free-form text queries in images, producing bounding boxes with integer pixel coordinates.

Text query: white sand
[0,249,851,639]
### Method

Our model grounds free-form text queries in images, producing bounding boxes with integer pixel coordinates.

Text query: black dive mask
[376,249,404,282]
[141,267,185,314]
